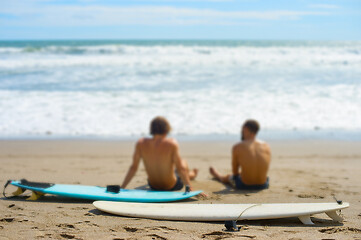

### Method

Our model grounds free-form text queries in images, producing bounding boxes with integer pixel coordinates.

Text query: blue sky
[0,0,360,40]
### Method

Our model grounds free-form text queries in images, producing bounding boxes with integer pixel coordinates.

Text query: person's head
[150,116,171,136]
[241,119,260,140]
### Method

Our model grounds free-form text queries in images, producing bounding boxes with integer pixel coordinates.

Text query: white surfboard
[93,201,349,225]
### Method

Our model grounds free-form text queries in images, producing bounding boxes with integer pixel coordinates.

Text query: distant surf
[0,40,360,140]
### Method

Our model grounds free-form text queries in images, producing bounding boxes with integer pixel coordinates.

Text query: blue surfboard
[7,180,202,202]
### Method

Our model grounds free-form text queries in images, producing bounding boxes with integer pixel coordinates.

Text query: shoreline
[1,128,361,142]
[1,138,361,155]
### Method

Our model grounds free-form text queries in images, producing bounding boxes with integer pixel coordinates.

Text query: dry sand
[0,140,361,239]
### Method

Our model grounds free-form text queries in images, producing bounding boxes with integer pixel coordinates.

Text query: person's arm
[173,142,207,197]
[232,145,240,176]
[173,143,192,190]
[120,141,141,189]
[266,143,271,162]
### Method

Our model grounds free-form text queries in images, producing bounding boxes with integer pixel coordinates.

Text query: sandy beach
[1,139,360,239]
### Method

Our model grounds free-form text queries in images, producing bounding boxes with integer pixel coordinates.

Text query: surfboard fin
[298,215,314,225]
[26,191,45,201]
[12,187,25,196]
[326,211,344,222]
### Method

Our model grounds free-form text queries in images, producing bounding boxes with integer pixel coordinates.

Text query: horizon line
[1,38,360,42]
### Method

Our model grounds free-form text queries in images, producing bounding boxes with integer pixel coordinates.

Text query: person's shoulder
[164,137,179,146]
[234,140,249,147]
[232,142,244,151]
[258,139,269,146]
[136,137,150,145]
[159,138,178,152]
[257,139,271,152]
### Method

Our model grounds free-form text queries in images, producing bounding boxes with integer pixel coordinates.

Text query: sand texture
[1,140,361,239]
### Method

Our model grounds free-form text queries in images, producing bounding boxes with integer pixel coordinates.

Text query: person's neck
[243,136,256,142]
[153,134,167,140]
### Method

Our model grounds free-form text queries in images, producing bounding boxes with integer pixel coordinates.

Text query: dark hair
[243,119,260,134]
[150,116,171,135]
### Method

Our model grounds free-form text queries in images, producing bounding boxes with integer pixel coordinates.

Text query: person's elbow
[177,164,188,176]
[129,163,138,173]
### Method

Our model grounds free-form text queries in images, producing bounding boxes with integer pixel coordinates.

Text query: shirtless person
[120,116,199,192]
[210,119,271,190]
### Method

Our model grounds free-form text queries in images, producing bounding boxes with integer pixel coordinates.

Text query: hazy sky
[0,0,360,40]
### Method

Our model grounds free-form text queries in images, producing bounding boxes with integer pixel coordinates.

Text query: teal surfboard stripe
[10,181,202,202]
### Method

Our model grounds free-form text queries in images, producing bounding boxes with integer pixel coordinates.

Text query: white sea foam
[0,41,360,138]
[1,45,361,69]
[0,84,360,137]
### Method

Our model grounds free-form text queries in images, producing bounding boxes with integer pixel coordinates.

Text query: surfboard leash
[332,195,343,205]
[225,204,261,231]
[236,204,262,220]
[3,180,15,199]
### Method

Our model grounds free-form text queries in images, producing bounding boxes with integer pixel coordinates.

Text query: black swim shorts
[148,175,184,191]
[229,175,269,190]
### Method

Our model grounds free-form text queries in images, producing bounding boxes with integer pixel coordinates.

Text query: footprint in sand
[71,207,89,210]
[0,217,15,222]
[9,205,24,210]
[18,219,29,223]
[146,234,167,240]
[60,233,76,239]
[143,226,179,234]
[123,226,139,232]
[57,224,76,229]
[319,227,361,234]
[297,194,324,199]
[146,226,179,232]
[202,231,256,239]
[75,221,99,227]
[202,231,232,239]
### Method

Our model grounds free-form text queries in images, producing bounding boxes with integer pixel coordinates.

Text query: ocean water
[0,40,360,140]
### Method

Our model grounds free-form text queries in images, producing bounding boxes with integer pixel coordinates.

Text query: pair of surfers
[120,117,271,196]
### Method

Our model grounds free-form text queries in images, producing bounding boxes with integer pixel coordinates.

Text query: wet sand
[1,140,361,239]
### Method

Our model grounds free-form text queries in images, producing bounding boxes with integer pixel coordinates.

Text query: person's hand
[186,185,208,198]
[189,187,208,198]
[197,192,208,198]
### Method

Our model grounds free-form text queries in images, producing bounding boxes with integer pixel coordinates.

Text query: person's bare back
[233,140,271,185]
[210,119,271,190]
[138,137,179,190]
[120,116,199,192]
